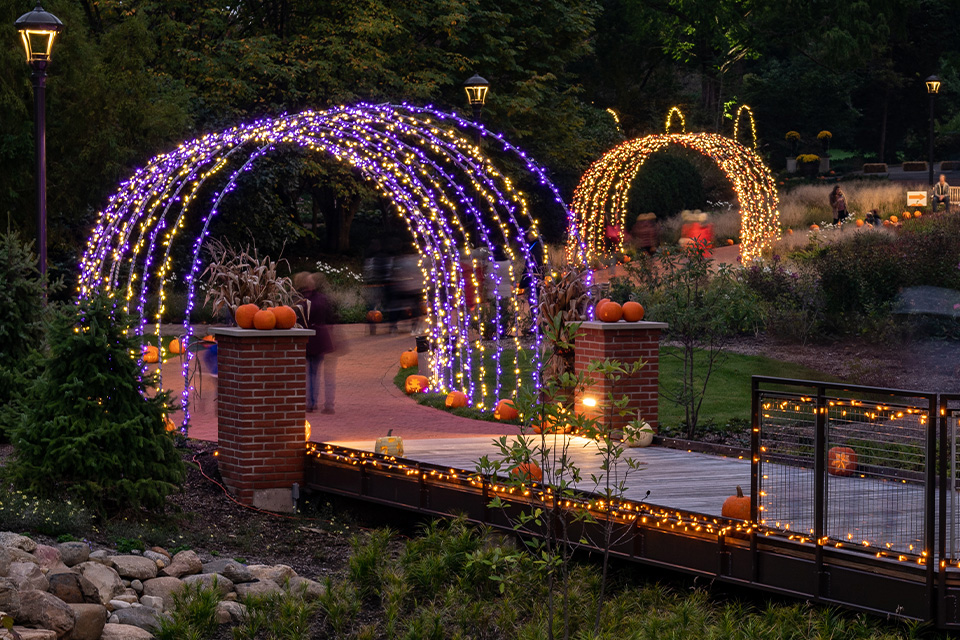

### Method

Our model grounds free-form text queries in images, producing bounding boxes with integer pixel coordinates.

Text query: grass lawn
[396,344,840,434]
[657,346,841,430]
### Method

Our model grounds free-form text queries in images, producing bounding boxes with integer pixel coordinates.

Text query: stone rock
[0,577,20,618]
[100,623,155,640]
[138,594,163,610]
[201,559,252,583]
[57,542,90,568]
[108,556,158,582]
[215,600,247,624]
[182,573,234,597]
[66,603,108,640]
[108,599,132,610]
[141,576,184,611]
[7,628,56,640]
[74,562,124,605]
[32,545,66,573]
[141,551,167,569]
[247,564,295,585]
[130,579,143,593]
[0,532,37,552]
[288,576,326,600]
[47,571,100,605]
[87,550,112,566]
[115,590,139,604]
[0,546,38,575]
[159,550,201,578]
[18,590,76,639]
[149,547,171,561]
[235,578,282,598]
[113,606,168,633]
[8,562,49,592]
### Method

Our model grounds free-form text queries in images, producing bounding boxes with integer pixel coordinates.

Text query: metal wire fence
[754,378,937,562]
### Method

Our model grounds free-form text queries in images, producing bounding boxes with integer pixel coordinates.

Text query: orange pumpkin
[202,334,216,343]
[494,399,519,422]
[168,338,182,354]
[511,462,543,483]
[621,301,645,322]
[598,301,623,322]
[890,215,899,224]
[726,238,735,245]
[143,345,160,363]
[235,303,260,329]
[828,446,858,477]
[855,219,864,227]
[405,374,429,394]
[914,210,922,218]
[400,350,419,369]
[809,224,820,231]
[164,416,177,432]
[902,211,912,219]
[721,486,750,520]
[787,228,794,235]
[272,305,297,329]
[445,391,468,408]
[594,298,610,318]
[253,309,277,330]
[366,310,384,323]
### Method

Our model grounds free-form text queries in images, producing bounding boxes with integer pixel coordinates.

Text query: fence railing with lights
[750,377,960,568]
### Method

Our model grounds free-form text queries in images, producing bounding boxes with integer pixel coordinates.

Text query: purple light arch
[78,103,584,432]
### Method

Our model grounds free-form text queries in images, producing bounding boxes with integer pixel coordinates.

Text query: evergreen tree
[9,292,185,514]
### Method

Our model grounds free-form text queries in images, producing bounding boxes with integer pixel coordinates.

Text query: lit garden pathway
[167,323,520,444]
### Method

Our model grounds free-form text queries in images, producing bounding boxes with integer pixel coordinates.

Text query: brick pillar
[574,321,667,432]
[211,327,314,512]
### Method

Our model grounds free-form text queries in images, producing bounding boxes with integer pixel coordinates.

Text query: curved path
[165,323,520,444]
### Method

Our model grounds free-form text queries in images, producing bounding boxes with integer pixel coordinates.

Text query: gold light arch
[570,133,780,263]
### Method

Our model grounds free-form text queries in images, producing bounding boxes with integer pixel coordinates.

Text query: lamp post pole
[926,75,941,187]
[463,73,490,148]
[16,3,63,281]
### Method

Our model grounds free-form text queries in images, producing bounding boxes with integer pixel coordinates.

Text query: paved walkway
[164,322,520,443]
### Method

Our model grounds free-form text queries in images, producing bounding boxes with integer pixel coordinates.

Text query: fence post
[750,377,760,523]
[927,394,939,620]
[814,384,827,598]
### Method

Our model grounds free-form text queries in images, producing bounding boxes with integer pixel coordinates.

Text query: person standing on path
[296,272,336,414]
[829,185,848,224]
[933,174,951,212]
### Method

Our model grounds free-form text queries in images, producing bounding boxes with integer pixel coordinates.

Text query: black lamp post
[926,75,941,186]
[463,73,489,146]
[15,3,63,280]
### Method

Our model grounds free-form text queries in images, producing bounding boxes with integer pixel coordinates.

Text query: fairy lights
[570,133,780,263]
[665,106,686,134]
[78,104,573,431]
[732,105,757,149]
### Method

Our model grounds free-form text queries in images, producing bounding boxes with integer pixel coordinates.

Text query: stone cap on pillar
[210,327,315,338]
[579,320,668,331]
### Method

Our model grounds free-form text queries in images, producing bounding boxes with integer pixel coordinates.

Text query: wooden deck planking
[328,436,960,559]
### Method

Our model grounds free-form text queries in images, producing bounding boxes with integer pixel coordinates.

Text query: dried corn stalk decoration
[537,268,591,384]
[200,239,302,321]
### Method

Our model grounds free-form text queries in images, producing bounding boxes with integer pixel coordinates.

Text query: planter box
[863,163,888,173]
[902,161,928,172]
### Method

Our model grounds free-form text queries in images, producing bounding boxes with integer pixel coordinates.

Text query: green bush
[0,230,49,441]
[7,292,185,514]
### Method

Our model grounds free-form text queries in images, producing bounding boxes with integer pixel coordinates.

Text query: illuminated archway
[570,133,780,263]
[79,103,578,428]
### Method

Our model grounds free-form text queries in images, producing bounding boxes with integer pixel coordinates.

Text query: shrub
[7,292,185,514]
[0,230,49,441]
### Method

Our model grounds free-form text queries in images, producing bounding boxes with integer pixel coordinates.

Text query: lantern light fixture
[15,3,63,66]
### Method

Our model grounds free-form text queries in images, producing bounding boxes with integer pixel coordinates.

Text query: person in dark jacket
[296,272,336,414]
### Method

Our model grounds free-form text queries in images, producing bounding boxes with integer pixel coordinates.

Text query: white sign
[907,191,928,207]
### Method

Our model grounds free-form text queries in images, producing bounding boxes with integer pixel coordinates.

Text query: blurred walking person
[296,272,336,414]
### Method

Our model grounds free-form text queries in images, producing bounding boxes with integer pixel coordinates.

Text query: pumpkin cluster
[595,298,645,323]
[235,303,298,330]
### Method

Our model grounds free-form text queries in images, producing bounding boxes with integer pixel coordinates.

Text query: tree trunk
[879,90,889,163]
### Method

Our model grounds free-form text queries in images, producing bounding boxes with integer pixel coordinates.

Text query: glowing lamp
[582,397,598,408]
[926,75,941,94]
[463,73,490,107]
[15,3,63,65]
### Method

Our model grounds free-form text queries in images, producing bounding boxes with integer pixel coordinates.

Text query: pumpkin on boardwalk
[621,301,645,322]
[253,309,277,330]
[445,391,468,408]
[511,462,543,482]
[828,446,858,476]
[366,310,384,323]
[494,399,519,422]
[375,429,404,457]
[405,374,429,394]
[721,486,750,520]
[400,350,419,369]
[598,301,623,322]
[235,303,260,329]
[272,305,297,329]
